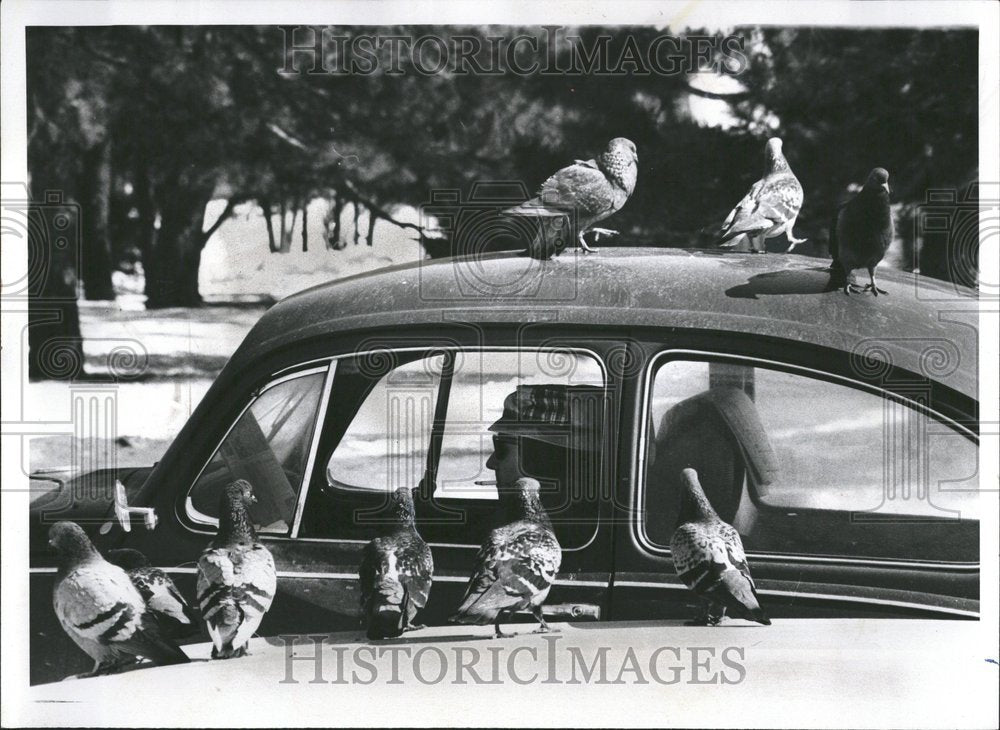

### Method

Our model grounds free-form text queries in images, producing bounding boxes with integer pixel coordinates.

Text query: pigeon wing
[54,564,146,650]
[504,161,618,220]
[451,524,559,622]
[142,568,197,627]
[397,535,434,611]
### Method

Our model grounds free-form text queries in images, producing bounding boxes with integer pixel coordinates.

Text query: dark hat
[489,384,605,451]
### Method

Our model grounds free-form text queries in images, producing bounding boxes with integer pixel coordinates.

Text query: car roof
[229,248,978,399]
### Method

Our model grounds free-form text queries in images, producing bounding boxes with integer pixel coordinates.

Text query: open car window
[186,367,329,534]
[300,347,607,548]
[642,356,979,563]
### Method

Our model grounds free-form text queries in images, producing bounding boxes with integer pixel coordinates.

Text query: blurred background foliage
[25,25,979,377]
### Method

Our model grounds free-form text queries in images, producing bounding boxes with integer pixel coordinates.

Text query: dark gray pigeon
[670,469,769,626]
[503,138,637,259]
[450,478,561,637]
[829,167,894,296]
[50,522,190,676]
[196,480,277,659]
[715,137,806,253]
[358,487,433,640]
[106,548,199,639]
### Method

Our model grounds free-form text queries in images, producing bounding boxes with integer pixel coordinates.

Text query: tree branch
[200,198,238,245]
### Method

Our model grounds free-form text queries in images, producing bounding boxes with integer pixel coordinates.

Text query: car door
[611,337,980,622]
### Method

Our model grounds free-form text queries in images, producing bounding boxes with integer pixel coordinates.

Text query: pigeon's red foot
[403,624,426,633]
[844,283,865,296]
[862,284,888,297]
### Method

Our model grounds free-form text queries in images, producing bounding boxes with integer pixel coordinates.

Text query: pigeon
[358,487,433,640]
[450,478,561,637]
[829,167,893,296]
[503,138,637,259]
[106,548,199,638]
[670,468,770,626]
[49,521,190,676]
[715,137,806,253]
[196,480,277,659]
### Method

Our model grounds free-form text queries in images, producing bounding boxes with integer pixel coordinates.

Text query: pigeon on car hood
[450,478,561,637]
[358,487,434,640]
[196,480,277,659]
[670,468,770,626]
[50,521,190,676]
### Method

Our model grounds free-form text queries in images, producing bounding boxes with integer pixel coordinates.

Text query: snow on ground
[27,198,428,472]
[200,198,427,301]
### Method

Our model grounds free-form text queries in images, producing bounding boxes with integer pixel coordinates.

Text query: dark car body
[29,249,980,684]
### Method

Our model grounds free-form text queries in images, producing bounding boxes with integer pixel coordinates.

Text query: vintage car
[28,249,981,685]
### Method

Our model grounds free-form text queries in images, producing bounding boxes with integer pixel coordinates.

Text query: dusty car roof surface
[231,248,978,398]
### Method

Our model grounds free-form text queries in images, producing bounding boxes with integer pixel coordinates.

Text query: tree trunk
[262,198,277,252]
[143,189,209,308]
[353,201,360,245]
[78,139,115,300]
[301,199,309,252]
[366,210,376,247]
[27,176,85,380]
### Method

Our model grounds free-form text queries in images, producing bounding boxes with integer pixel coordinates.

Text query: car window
[186,368,328,534]
[435,349,606,501]
[326,355,444,492]
[642,356,978,563]
[301,347,607,548]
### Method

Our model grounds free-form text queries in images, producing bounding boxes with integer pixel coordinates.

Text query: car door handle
[541,603,601,620]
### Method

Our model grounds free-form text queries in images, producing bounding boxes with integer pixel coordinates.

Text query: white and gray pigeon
[50,521,190,676]
[829,167,894,296]
[450,478,561,637]
[670,469,770,626]
[106,548,199,638]
[503,138,638,259]
[715,137,806,253]
[358,487,433,640]
[196,480,277,659]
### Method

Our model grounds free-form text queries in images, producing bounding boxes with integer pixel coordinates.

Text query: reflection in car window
[643,357,978,563]
[187,369,326,534]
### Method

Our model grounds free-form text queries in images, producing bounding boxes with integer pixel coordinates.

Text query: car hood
[24,619,995,727]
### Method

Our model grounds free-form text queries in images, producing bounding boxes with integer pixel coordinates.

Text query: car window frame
[634,348,980,570]
[182,344,609,552]
[183,362,336,536]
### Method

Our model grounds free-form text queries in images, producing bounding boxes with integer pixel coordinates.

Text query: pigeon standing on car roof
[715,137,806,253]
[829,167,894,296]
[670,468,770,626]
[196,480,277,659]
[50,521,190,676]
[106,548,199,638]
[503,138,638,259]
[358,487,434,640]
[450,478,561,637]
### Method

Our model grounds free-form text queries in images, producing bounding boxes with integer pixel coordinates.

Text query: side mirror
[114,480,158,532]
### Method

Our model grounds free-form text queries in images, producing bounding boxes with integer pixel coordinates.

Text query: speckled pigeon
[50,522,190,676]
[358,487,433,640]
[670,469,769,626]
[450,478,561,637]
[196,480,277,659]
[715,137,806,253]
[503,138,637,259]
[829,168,894,296]
[106,548,199,638]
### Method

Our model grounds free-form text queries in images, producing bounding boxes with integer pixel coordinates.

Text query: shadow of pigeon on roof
[725,268,837,300]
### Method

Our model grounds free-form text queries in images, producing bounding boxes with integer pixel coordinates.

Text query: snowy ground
[27,198,428,472]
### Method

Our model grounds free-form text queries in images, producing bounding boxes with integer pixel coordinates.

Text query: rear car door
[611,337,979,621]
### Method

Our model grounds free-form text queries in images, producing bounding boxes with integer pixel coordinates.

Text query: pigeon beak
[882,182,891,195]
